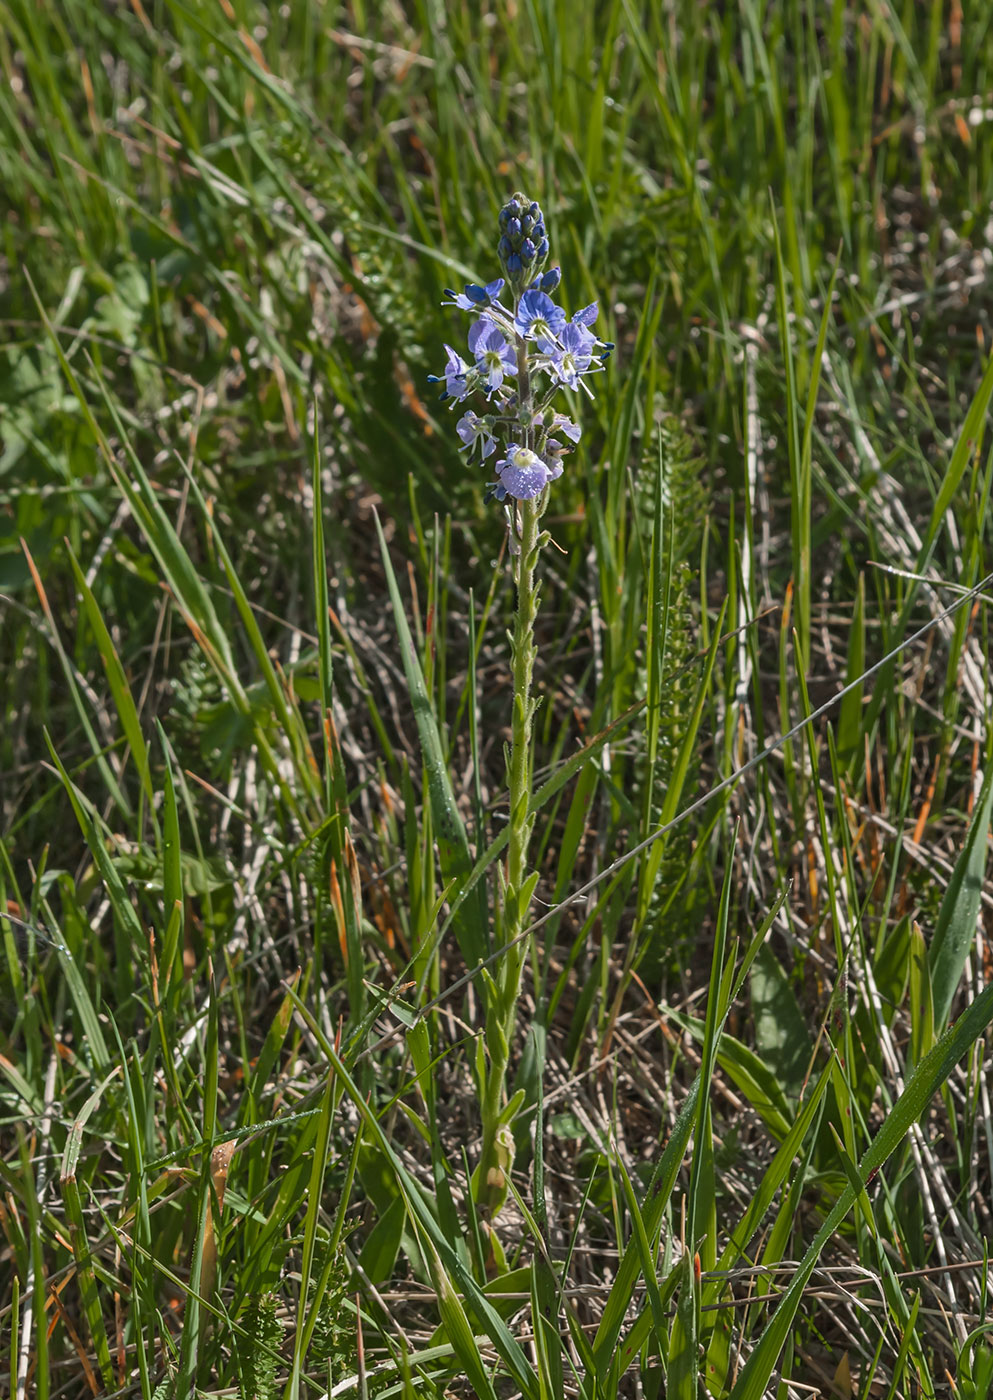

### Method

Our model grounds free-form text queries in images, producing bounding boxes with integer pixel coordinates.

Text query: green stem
[475,332,543,1216]
[506,331,538,927]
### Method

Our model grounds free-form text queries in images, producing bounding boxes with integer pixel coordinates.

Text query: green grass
[4,2,993,1396]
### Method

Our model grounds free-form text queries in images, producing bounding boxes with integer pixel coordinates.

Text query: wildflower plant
[430,194,611,1216]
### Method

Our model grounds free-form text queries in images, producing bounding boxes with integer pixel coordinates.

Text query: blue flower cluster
[429,193,612,504]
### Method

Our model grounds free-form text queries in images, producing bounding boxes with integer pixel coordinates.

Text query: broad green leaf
[873,915,912,1024]
[666,1252,698,1400]
[67,542,155,814]
[668,1013,793,1143]
[925,353,993,556]
[421,1233,499,1400]
[360,1196,407,1285]
[909,921,936,1070]
[750,943,813,1102]
[929,756,993,1028]
[530,1253,564,1400]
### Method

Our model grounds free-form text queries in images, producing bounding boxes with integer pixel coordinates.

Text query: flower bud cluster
[497,192,550,301]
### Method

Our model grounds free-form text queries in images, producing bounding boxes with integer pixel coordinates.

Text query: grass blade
[374,509,488,970]
[729,976,993,1398]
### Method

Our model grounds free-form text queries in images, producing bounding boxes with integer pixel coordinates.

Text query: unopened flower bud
[498,191,550,297]
[540,266,561,291]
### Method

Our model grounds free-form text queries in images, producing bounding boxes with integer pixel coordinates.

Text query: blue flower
[546,322,594,390]
[494,443,562,501]
[514,289,567,344]
[572,304,613,360]
[426,344,472,402]
[443,278,505,311]
[543,439,570,467]
[468,320,517,393]
[456,410,497,459]
[549,412,581,443]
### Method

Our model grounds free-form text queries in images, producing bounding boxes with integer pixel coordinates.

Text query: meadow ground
[4,3,993,1397]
